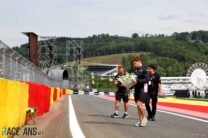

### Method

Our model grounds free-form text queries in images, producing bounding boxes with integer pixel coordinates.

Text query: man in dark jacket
[111,66,129,119]
[131,56,149,127]
[145,64,163,121]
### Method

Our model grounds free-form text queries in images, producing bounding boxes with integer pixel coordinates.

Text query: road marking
[69,95,85,138]
[98,96,208,123]
[157,110,208,123]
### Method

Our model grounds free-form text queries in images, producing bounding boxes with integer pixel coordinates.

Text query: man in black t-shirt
[145,64,163,121]
[131,56,149,127]
[111,66,129,119]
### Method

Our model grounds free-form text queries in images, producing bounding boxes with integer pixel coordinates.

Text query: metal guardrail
[0,40,63,87]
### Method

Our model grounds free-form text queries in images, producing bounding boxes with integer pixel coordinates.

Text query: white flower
[117,72,137,90]
[27,107,36,113]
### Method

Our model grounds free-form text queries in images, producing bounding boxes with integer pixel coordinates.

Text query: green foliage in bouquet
[117,72,137,90]
[26,107,37,125]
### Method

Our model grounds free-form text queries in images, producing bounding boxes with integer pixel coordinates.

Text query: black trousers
[145,93,158,117]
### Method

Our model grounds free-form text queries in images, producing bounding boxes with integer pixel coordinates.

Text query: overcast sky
[0,0,208,47]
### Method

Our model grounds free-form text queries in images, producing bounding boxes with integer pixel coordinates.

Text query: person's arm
[113,75,119,86]
[114,80,119,86]
[158,83,163,96]
[137,70,148,84]
[114,75,125,87]
[157,74,163,96]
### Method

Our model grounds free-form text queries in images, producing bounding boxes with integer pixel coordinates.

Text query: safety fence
[0,78,71,138]
[0,40,63,87]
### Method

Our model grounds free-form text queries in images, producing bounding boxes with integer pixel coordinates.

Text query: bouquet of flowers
[26,107,37,125]
[117,72,137,90]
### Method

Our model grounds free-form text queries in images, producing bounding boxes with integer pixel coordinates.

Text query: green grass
[80,52,149,66]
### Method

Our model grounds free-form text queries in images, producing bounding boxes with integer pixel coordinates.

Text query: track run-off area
[15,94,208,138]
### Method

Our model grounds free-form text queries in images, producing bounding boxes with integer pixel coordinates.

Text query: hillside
[80,52,149,66]
[13,31,208,76]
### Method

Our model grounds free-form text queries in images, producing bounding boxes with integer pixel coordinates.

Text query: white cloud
[159,14,178,21]
[0,0,208,47]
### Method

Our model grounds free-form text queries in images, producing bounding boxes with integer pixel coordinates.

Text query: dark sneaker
[147,115,152,121]
[111,113,119,118]
[122,113,128,119]
[151,116,156,121]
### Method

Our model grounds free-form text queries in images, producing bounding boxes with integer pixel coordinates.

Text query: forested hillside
[13,30,208,76]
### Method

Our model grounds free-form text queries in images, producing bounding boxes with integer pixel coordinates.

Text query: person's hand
[158,91,163,97]
[132,79,137,85]
[114,80,119,85]
[123,84,127,89]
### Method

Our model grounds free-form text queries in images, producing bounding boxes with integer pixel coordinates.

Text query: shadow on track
[84,121,135,126]
[87,114,138,121]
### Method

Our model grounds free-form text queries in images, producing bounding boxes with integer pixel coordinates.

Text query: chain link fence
[0,40,63,87]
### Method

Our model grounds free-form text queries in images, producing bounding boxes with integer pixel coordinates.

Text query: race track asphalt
[15,95,208,138]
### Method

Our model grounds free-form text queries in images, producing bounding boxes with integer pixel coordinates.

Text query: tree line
[13,30,208,76]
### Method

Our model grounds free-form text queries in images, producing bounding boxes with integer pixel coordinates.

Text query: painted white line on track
[157,109,208,123]
[98,96,208,123]
[69,95,85,138]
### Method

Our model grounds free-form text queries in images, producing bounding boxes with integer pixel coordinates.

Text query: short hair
[118,65,124,70]
[148,64,156,70]
[132,56,141,62]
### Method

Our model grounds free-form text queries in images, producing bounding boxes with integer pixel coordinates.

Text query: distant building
[85,64,118,79]
[48,68,69,88]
